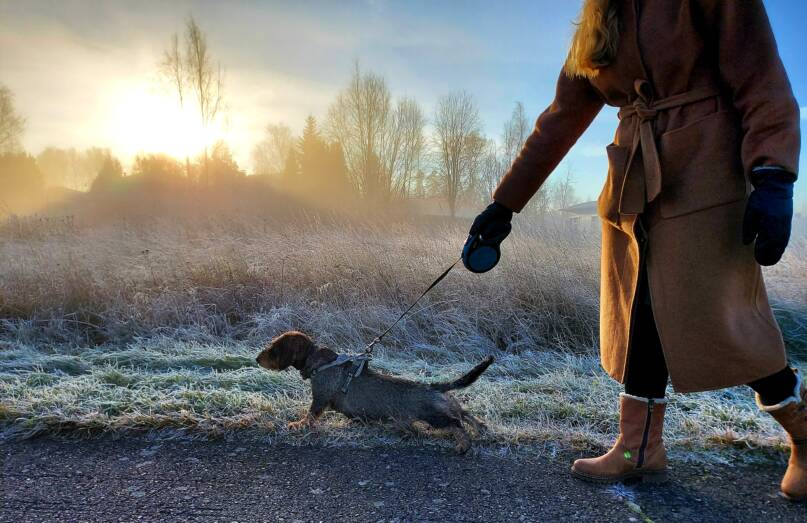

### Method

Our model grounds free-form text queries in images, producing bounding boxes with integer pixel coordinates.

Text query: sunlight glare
[109,82,224,163]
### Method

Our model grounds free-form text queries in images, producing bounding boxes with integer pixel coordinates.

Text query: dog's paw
[287,419,310,431]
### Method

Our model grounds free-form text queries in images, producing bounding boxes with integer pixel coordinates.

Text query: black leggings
[624,261,796,405]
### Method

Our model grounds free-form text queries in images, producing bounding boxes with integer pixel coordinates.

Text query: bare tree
[36,147,115,191]
[252,123,294,175]
[326,64,424,203]
[479,138,505,204]
[501,102,553,217]
[392,97,426,198]
[552,166,578,210]
[502,101,530,165]
[159,18,224,186]
[529,180,553,217]
[0,85,25,154]
[424,169,443,198]
[326,64,392,201]
[412,169,426,198]
[160,33,191,178]
[433,90,482,217]
[185,17,224,186]
[161,34,186,108]
[375,93,400,199]
[529,184,553,217]
[458,132,489,206]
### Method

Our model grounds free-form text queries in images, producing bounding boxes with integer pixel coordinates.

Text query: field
[1,211,806,462]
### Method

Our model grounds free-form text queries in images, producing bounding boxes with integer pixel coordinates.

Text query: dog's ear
[272,331,316,370]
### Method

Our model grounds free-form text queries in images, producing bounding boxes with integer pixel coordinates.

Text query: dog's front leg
[287,400,326,431]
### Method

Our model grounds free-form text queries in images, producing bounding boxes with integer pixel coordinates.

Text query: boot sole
[779,491,806,503]
[571,467,668,485]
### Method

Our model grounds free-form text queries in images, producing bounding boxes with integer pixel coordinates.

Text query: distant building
[557,201,598,229]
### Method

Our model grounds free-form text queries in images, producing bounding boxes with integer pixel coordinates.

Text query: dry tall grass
[0,212,603,350]
[1,212,805,460]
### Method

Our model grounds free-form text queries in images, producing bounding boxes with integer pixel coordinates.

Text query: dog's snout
[255,356,260,364]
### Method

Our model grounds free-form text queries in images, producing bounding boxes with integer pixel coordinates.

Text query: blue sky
[1,0,805,209]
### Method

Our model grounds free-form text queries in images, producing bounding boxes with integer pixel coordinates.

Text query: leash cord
[363,256,462,356]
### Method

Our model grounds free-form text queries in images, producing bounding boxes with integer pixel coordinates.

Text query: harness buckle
[339,358,367,394]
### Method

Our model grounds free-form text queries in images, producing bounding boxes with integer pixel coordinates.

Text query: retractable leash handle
[462,223,512,274]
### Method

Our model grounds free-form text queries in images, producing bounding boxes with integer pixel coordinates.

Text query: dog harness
[306,354,371,393]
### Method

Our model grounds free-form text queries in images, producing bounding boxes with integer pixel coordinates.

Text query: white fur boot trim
[756,370,802,412]
[620,392,668,404]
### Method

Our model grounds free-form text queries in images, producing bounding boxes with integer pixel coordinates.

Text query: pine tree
[325,142,352,200]
[297,115,326,195]
[282,148,300,189]
[90,154,123,192]
[290,116,356,204]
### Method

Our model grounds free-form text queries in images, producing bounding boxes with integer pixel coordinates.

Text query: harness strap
[308,354,356,377]
[307,354,372,394]
[339,358,368,394]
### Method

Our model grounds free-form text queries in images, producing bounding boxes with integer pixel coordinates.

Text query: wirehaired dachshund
[256,331,494,453]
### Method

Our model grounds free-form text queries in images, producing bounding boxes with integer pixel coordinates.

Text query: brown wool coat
[493,0,801,392]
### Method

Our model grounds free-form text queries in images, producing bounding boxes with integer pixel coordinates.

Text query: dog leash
[362,256,462,357]
[308,256,461,393]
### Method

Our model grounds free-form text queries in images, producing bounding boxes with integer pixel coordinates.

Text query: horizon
[2,0,806,210]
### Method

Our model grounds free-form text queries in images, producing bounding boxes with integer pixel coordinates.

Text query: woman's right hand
[462,201,513,273]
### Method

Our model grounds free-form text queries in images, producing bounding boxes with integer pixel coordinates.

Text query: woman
[467,0,803,499]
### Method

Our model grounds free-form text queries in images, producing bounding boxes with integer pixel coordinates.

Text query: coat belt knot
[630,99,658,121]
[617,85,719,210]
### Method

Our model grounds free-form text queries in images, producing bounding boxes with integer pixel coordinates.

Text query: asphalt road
[2,438,806,522]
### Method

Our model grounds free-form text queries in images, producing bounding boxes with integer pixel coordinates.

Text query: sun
[108,81,224,162]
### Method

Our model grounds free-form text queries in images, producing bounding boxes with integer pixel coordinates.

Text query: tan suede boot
[571,393,668,484]
[757,371,807,502]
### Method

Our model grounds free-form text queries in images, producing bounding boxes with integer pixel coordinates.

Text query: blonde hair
[564,0,620,79]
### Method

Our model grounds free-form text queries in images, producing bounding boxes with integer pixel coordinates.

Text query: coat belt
[617,81,719,206]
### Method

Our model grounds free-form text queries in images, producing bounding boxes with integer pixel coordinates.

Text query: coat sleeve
[706,0,800,179]
[492,70,604,212]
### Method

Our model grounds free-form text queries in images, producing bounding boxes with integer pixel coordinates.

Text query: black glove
[742,167,796,266]
[462,201,513,273]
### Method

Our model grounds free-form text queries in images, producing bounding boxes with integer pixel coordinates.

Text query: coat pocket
[658,110,748,218]
[597,143,630,225]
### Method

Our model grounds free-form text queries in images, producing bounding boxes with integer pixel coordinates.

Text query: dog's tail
[430,356,494,392]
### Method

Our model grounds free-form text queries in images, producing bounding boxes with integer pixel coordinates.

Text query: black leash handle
[363,256,461,356]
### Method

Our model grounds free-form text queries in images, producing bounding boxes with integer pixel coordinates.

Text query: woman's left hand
[742,167,796,266]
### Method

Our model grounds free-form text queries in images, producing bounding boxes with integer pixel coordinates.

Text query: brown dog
[256,331,493,453]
